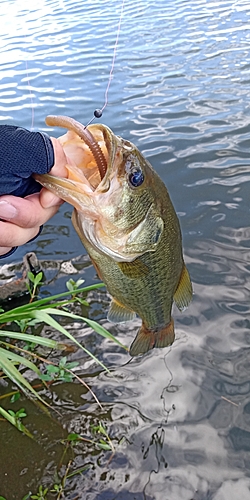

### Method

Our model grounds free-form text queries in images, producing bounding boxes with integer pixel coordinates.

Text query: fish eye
[128,169,144,188]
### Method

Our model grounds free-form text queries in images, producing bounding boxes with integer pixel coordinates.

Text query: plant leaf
[36,308,127,349]
[29,310,109,372]
[0,405,33,438]
[0,283,105,323]
[83,318,128,350]
[0,354,47,405]
[0,331,64,349]
[97,442,112,450]
[0,347,41,375]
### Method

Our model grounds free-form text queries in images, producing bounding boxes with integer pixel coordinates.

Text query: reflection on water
[2,0,250,498]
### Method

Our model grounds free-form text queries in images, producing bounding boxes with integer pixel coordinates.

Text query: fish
[35,115,192,356]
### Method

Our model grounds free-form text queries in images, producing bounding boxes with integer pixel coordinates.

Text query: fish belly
[73,211,184,331]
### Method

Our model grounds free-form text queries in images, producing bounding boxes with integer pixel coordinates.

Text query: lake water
[1,0,250,498]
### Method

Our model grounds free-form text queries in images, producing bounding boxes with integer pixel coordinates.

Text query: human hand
[0,137,69,257]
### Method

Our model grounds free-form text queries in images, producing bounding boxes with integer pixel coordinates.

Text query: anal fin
[174,264,193,312]
[107,297,136,323]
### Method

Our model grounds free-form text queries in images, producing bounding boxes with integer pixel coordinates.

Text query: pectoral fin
[107,297,136,323]
[174,264,193,312]
[117,259,149,278]
[129,320,175,357]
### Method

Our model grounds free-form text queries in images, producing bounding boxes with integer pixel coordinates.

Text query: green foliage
[61,423,116,453]
[10,392,21,403]
[50,464,90,496]
[0,405,32,438]
[0,274,127,436]
[24,423,119,498]
[26,271,43,301]
[30,485,48,500]
[40,356,79,383]
[91,420,115,452]
[7,407,27,432]
[8,407,27,420]
[28,464,90,500]
[66,278,89,305]
[66,277,85,292]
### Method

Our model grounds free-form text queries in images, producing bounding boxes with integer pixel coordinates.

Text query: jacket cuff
[0,246,18,259]
[38,132,55,172]
[0,226,43,260]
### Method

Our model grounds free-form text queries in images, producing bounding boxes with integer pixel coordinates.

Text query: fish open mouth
[35,116,165,263]
[45,115,111,191]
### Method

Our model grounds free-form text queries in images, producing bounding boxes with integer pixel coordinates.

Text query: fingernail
[0,201,18,220]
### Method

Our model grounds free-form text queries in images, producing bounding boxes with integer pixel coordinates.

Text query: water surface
[1,0,250,498]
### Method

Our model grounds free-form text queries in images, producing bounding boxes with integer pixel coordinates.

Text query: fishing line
[24,34,35,131]
[26,0,125,129]
[26,63,35,130]
[85,0,125,127]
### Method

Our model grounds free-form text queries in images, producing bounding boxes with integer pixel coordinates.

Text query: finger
[49,137,69,177]
[0,193,63,229]
[0,220,41,248]
[39,187,63,209]
[0,246,12,256]
[38,138,70,209]
[39,159,74,208]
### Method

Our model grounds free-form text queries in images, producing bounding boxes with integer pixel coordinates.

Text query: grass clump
[0,273,127,435]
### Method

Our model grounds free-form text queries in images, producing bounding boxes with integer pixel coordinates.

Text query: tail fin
[129,319,175,357]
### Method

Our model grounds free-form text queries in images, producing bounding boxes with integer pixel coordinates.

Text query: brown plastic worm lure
[45,115,107,180]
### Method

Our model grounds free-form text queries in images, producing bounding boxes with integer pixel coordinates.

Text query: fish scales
[35,115,193,356]
[73,206,183,331]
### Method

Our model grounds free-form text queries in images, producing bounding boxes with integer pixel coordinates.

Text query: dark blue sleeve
[0,125,54,197]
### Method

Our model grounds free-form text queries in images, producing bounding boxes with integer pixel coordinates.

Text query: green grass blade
[30,310,109,372]
[0,331,64,349]
[82,318,128,350]
[0,283,105,322]
[37,308,127,349]
[0,355,47,404]
[0,405,17,426]
[0,347,41,375]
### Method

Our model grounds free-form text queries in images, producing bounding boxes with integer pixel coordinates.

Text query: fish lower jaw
[86,233,143,262]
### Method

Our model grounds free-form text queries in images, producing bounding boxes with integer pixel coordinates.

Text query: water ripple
[2,0,250,498]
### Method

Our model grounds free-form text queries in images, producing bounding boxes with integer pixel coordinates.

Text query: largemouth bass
[35,115,192,356]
